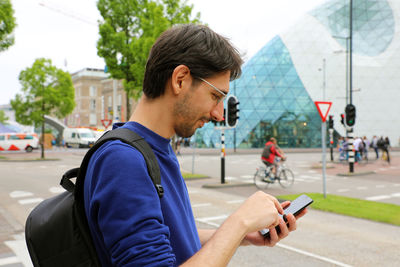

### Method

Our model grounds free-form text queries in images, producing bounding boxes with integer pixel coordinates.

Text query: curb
[0,158,61,162]
[202,181,254,188]
[336,171,375,176]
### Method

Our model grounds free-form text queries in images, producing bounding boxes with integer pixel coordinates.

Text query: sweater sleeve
[85,141,176,266]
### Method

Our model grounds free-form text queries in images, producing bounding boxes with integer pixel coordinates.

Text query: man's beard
[173,92,208,138]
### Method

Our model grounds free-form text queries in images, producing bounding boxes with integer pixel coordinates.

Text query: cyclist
[261,137,286,180]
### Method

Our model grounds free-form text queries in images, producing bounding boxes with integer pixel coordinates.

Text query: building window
[90,86,97,97]
[90,99,96,111]
[90,113,97,126]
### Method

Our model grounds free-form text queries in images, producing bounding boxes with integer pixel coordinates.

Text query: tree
[11,58,75,159]
[0,110,9,124]
[0,0,17,52]
[97,0,201,118]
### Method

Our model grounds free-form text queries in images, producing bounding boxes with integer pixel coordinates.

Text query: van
[0,133,39,152]
[63,128,96,148]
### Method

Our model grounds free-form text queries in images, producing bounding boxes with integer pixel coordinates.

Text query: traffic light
[225,95,239,128]
[340,113,345,125]
[345,104,356,127]
[328,115,334,129]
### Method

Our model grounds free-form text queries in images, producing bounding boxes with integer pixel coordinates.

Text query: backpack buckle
[156,184,164,198]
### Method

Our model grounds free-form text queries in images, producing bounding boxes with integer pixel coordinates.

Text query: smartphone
[260,194,313,238]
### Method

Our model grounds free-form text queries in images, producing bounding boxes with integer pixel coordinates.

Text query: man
[353,137,363,162]
[84,24,306,266]
[371,135,379,159]
[261,137,286,179]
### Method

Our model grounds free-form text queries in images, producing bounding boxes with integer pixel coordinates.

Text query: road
[0,149,399,266]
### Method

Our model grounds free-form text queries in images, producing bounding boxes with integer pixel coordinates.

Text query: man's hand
[231,191,283,235]
[240,201,308,247]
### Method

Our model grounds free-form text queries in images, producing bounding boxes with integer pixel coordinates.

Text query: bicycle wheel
[254,167,271,190]
[278,168,294,188]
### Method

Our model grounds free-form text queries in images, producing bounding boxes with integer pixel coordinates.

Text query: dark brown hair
[143,24,243,98]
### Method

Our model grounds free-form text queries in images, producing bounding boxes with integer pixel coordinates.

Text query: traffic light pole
[329,128,334,162]
[321,122,327,199]
[221,128,226,184]
[347,127,354,173]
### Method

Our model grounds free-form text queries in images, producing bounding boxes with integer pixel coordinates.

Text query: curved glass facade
[194,0,397,149]
[310,0,394,56]
[196,36,322,148]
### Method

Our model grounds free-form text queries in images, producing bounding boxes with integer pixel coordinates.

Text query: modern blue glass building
[195,0,400,148]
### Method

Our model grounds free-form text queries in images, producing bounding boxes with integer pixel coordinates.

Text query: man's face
[173,71,230,138]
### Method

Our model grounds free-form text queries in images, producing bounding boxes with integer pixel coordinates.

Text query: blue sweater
[84,122,201,266]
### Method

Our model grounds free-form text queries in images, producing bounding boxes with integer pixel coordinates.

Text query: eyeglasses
[197,77,227,104]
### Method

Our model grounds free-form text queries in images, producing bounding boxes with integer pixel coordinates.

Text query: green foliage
[0,0,17,52]
[11,58,75,127]
[278,193,400,226]
[97,0,201,115]
[0,110,9,124]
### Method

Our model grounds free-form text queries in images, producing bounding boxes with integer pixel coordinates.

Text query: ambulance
[0,133,39,152]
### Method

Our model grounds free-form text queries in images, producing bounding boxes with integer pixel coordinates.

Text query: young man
[84,24,306,266]
[261,137,286,179]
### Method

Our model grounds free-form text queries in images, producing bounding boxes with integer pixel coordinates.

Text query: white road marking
[188,189,199,194]
[18,198,43,205]
[5,234,33,267]
[240,175,253,179]
[196,215,228,228]
[277,243,353,267]
[39,165,47,169]
[49,186,65,194]
[192,203,212,208]
[390,193,400,197]
[9,191,33,198]
[196,214,353,267]
[337,189,350,193]
[0,256,19,266]
[366,195,391,201]
[356,186,368,190]
[375,185,386,188]
[226,199,244,204]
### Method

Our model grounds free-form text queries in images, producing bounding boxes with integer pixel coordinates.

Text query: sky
[0,0,327,105]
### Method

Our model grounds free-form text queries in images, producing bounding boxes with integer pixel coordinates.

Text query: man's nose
[210,101,225,122]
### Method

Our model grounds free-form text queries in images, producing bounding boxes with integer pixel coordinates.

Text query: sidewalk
[322,155,400,177]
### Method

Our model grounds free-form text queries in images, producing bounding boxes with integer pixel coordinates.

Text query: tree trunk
[126,94,131,121]
[41,118,45,159]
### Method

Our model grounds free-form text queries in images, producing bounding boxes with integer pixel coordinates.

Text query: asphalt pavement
[0,148,399,266]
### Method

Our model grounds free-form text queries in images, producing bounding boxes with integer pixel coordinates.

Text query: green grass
[181,172,209,180]
[278,193,400,227]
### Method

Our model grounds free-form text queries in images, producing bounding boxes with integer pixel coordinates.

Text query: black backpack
[25,128,164,267]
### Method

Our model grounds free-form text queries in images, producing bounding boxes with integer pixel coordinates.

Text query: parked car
[0,132,39,152]
[63,128,96,148]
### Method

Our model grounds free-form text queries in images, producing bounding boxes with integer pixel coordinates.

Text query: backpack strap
[61,128,164,199]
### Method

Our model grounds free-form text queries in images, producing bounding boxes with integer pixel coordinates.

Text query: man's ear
[171,65,191,95]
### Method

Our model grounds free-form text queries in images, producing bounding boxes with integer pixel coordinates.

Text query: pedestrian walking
[362,136,369,162]
[371,135,379,159]
[383,136,391,164]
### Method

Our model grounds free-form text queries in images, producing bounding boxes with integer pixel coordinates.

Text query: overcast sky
[0,0,326,105]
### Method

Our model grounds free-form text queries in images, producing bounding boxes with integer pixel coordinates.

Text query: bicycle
[254,158,295,189]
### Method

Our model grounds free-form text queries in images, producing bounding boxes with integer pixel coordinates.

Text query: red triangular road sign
[314,101,332,122]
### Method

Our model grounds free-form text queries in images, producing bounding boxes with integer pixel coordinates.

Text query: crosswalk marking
[9,191,33,198]
[18,198,43,205]
[0,256,19,266]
